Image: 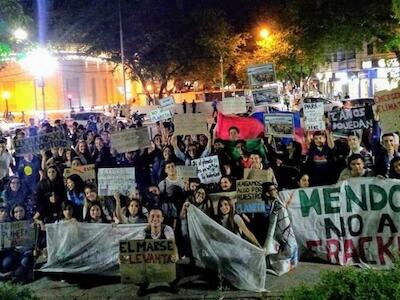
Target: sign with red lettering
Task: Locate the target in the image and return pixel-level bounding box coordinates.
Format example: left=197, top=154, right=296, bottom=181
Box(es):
left=119, top=239, right=176, bottom=284
left=279, top=178, right=400, bottom=269
left=374, top=89, right=400, bottom=134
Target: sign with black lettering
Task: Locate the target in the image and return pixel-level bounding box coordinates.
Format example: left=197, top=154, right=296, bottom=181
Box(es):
left=119, top=239, right=176, bottom=284
left=236, top=180, right=265, bottom=213
left=191, top=155, right=221, bottom=184
left=328, top=107, right=373, bottom=132
left=13, top=131, right=72, bottom=156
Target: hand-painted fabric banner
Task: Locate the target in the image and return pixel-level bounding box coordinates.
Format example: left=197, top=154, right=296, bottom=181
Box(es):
left=40, top=222, right=147, bottom=275
left=216, top=113, right=264, bottom=140
left=279, top=178, right=400, bottom=269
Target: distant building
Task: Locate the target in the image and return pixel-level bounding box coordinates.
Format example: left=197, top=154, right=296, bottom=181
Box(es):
left=316, top=42, right=400, bottom=98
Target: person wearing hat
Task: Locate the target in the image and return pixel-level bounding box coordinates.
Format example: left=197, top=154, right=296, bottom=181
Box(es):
left=0, top=138, right=13, bottom=191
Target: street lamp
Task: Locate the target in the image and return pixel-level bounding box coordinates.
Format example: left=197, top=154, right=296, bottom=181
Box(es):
left=2, top=91, right=10, bottom=117
left=259, top=28, right=269, bottom=40
left=20, top=47, right=58, bottom=119
left=13, top=28, right=28, bottom=41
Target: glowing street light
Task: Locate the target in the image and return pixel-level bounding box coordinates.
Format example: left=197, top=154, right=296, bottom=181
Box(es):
left=14, top=28, right=28, bottom=41
left=259, top=28, right=269, bottom=40
left=20, top=48, right=58, bottom=119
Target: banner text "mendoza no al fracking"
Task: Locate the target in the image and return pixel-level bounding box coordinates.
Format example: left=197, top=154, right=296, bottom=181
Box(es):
left=280, top=178, right=400, bottom=268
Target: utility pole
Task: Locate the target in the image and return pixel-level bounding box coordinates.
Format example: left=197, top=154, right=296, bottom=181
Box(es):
left=220, top=55, right=224, bottom=100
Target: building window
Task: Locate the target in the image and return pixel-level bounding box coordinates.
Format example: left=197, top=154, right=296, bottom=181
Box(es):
left=337, top=50, right=346, bottom=62
left=347, top=50, right=356, bottom=59
left=367, top=43, right=374, bottom=55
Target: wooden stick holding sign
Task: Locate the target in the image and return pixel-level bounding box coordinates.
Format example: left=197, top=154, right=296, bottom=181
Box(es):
left=119, top=239, right=176, bottom=284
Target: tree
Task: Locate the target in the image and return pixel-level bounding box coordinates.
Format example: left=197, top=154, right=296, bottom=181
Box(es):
left=48, top=0, right=237, bottom=101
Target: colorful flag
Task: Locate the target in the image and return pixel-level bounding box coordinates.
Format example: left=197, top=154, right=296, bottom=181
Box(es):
left=216, top=113, right=264, bottom=140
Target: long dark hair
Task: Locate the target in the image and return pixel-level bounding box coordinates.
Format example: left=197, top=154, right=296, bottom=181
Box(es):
left=217, top=196, right=237, bottom=234
left=84, top=201, right=108, bottom=223
left=125, top=198, right=145, bottom=218
left=66, top=174, right=85, bottom=194
left=389, top=157, right=400, bottom=179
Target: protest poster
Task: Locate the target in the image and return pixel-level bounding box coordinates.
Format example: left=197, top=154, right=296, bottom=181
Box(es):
left=235, top=180, right=265, bottom=213
left=110, top=127, right=151, bottom=153
left=159, top=96, right=175, bottom=109
left=251, top=86, right=280, bottom=107
left=40, top=222, right=146, bottom=275
left=328, top=107, right=373, bottom=133
left=191, top=155, right=221, bottom=184
left=63, top=164, right=96, bottom=183
left=13, top=131, right=72, bottom=157
left=221, top=97, right=247, bottom=114
left=264, top=114, right=294, bottom=138
left=174, top=114, right=207, bottom=136
left=247, top=63, right=275, bottom=88
left=149, top=108, right=172, bottom=123
left=374, top=90, right=400, bottom=134
left=279, top=178, right=400, bottom=268
left=303, top=102, right=325, bottom=131
left=187, top=206, right=266, bottom=292
left=243, top=168, right=276, bottom=183
left=97, top=167, right=135, bottom=196
left=0, top=221, right=35, bottom=250
left=176, top=166, right=197, bottom=179
left=208, top=191, right=237, bottom=216
left=119, top=239, right=176, bottom=284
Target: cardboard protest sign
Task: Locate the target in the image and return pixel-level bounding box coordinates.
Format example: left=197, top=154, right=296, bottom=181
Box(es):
left=13, top=131, right=72, bottom=157
left=374, top=90, right=400, bottom=134
left=191, top=155, right=221, bottom=184
left=208, top=191, right=237, bottom=216
left=243, top=168, right=275, bottom=183
left=303, top=102, right=325, bottom=131
left=174, top=114, right=207, bottom=136
left=40, top=222, right=147, bottom=275
left=222, top=97, right=247, bottom=114
left=235, top=180, right=265, bottom=213
left=159, top=96, right=175, bottom=109
left=280, top=178, right=400, bottom=269
left=264, top=114, right=294, bottom=138
left=251, top=86, right=279, bottom=107
left=110, top=127, right=150, bottom=153
left=176, top=166, right=197, bottom=179
left=0, top=221, right=35, bottom=250
left=247, top=63, right=275, bottom=88
left=149, top=108, right=172, bottom=123
left=119, top=239, right=176, bottom=284
left=328, top=107, right=373, bottom=133
left=63, top=164, right=96, bottom=183
left=97, top=167, right=136, bottom=196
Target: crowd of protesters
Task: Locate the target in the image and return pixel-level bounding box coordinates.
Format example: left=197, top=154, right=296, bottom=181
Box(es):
left=0, top=102, right=399, bottom=284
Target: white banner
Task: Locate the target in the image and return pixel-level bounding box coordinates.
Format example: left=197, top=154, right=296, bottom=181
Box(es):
left=97, top=167, right=136, bottom=196
left=279, top=178, right=400, bottom=268
left=40, top=222, right=146, bottom=275
left=159, top=96, right=175, bottom=109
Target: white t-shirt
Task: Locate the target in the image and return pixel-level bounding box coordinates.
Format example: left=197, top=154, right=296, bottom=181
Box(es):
left=136, top=225, right=175, bottom=240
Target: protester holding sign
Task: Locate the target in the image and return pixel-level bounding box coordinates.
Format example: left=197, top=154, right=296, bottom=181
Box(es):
left=114, top=192, right=147, bottom=224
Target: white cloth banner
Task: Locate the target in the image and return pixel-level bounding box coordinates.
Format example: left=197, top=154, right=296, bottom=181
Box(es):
left=40, top=222, right=146, bottom=275
left=187, top=206, right=266, bottom=292
left=279, top=178, right=400, bottom=269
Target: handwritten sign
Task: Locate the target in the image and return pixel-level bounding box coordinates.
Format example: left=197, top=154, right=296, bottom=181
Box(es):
left=243, top=168, right=275, bottom=183
left=374, top=89, right=400, bottom=134
left=247, top=63, right=275, bottom=88
left=97, top=167, right=136, bottom=196
left=264, top=114, right=294, bottom=138
left=111, top=127, right=150, bottom=153
left=221, top=97, right=247, bottom=114
left=191, top=155, right=221, bottom=184
left=0, top=221, right=35, bottom=250
left=303, top=102, right=325, bottom=131
left=328, top=107, right=373, bottom=132
left=13, top=131, right=71, bottom=157
left=63, top=164, right=96, bottom=183
left=119, top=239, right=176, bottom=284
left=159, top=96, right=175, bottom=109
left=251, top=86, right=280, bottom=107
left=235, top=180, right=265, bottom=213
left=149, top=108, right=172, bottom=123
left=174, top=114, right=207, bottom=136
left=176, top=166, right=197, bottom=179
